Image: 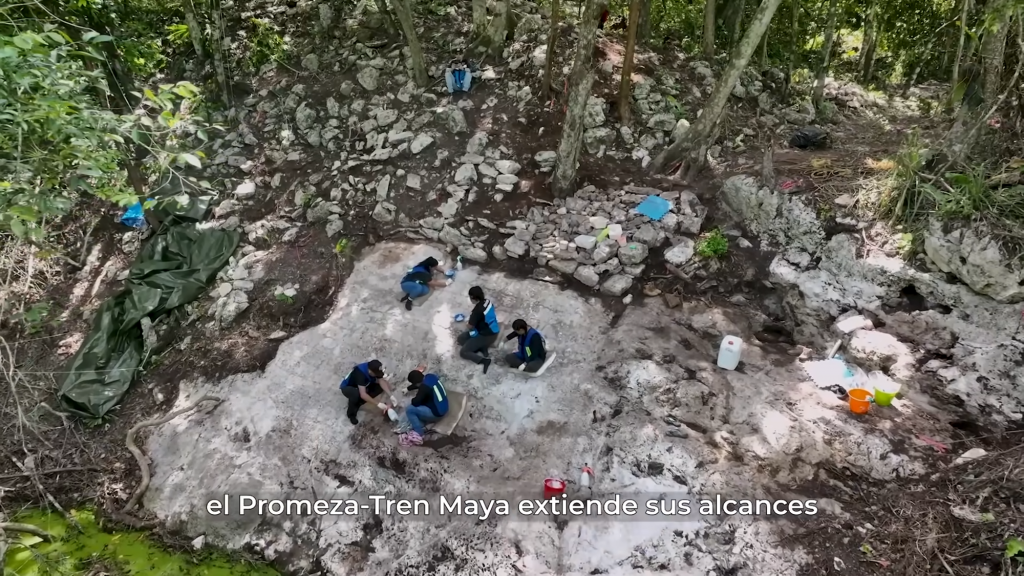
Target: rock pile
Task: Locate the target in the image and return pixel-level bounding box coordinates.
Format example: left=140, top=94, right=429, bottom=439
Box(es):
left=209, top=245, right=266, bottom=326
left=495, top=185, right=707, bottom=296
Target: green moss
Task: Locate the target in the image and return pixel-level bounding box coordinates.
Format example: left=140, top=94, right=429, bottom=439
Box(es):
left=5, top=509, right=278, bottom=576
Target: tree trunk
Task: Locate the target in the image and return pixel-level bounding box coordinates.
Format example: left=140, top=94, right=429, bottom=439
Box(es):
left=619, top=0, right=641, bottom=124
left=759, top=21, right=769, bottom=65
left=483, top=0, right=507, bottom=56
left=901, top=39, right=935, bottom=97
left=391, top=0, right=429, bottom=86
left=811, top=0, right=839, bottom=108
left=649, top=0, right=783, bottom=177
left=979, top=0, right=1011, bottom=101
left=782, top=0, right=797, bottom=101
left=639, top=0, right=652, bottom=43
left=858, top=0, right=877, bottom=82
left=472, top=0, right=488, bottom=38
left=182, top=0, right=206, bottom=61
left=209, top=0, right=231, bottom=105
left=540, top=0, right=561, bottom=98
left=951, top=0, right=970, bottom=87
left=863, top=20, right=882, bottom=83
left=726, top=0, right=746, bottom=51
left=552, top=0, right=604, bottom=197
left=702, top=0, right=716, bottom=59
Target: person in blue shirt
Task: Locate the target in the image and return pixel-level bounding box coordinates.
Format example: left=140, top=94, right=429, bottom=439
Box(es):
left=398, top=365, right=450, bottom=446
left=339, top=360, right=397, bottom=425
left=444, top=60, right=472, bottom=94
left=503, top=319, right=547, bottom=373
left=400, top=257, right=450, bottom=311
left=458, top=286, right=500, bottom=373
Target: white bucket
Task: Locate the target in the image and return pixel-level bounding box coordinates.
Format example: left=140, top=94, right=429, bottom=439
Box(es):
left=717, top=336, right=743, bottom=370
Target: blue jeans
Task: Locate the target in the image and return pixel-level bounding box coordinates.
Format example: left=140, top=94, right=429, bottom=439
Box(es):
left=445, top=69, right=472, bottom=93
left=406, top=405, right=442, bottom=435
left=402, top=281, right=430, bottom=299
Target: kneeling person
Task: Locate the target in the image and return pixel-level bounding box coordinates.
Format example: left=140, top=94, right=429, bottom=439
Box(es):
left=340, top=360, right=397, bottom=425
left=400, top=257, right=450, bottom=311
left=504, top=319, right=547, bottom=373
left=458, top=286, right=500, bottom=373
left=400, top=367, right=449, bottom=446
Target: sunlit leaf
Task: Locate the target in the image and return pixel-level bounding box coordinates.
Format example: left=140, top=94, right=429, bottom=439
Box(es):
left=9, top=206, right=39, bottom=222
left=9, top=218, right=27, bottom=237
left=179, top=153, right=202, bottom=168
left=1007, top=537, right=1024, bottom=558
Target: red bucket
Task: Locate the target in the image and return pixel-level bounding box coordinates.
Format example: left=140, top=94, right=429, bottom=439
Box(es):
left=543, top=478, right=565, bottom=499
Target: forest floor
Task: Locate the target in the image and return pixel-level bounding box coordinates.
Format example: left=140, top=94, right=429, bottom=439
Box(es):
left=2, top=2, right=1020, bottom=576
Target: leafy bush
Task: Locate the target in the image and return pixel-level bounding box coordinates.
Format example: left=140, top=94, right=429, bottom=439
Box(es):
left=696, top=229, right=729, bottom=258
left=245, top=18, right=286, bottom=72
left=0, top=29, right=213, bottom=241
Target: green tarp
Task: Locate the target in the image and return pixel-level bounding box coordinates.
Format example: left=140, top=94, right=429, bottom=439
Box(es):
left=58, top=200, right=239, bottom=419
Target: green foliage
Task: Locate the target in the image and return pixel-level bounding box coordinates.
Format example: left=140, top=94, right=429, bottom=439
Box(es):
left=896, top=232, right=914, bottom=258
left=0, top=28, right=213, bottom=240
left=878, top=134, right=1024, bottom=233
left=10, top=301, right=57, bottom=334
left=245, top=18, right=287, bottom=72
left=664, top=94, right=687, bottom=119
left=816, top=100, right=838, bottom=123
left=5, top=508, right=280, bottom=575
left=1007, top=537, right=1024, bottom=559
left=117, top=36, right=167, bottom=78
left=166, top=23, right=191, bottom=46
left=275, top=292, right=294, bottom=304
left=695, top=229, right=729, bottom=258
left=877, top=133, right=937, bottom=225
left=334, top=237, right=351, bottom=254
left=940, top=168, right=1024, bottom=224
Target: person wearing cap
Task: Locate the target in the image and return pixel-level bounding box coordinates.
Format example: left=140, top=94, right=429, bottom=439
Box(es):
left=400, top=257, right=451, bottom=311
left=339, top=360, right=397, bottom=425
left=397, top=364, right=449, bottom=446
left=503, top=319, right=547, bottom=373
left=458, top=286, right=500, bottom=373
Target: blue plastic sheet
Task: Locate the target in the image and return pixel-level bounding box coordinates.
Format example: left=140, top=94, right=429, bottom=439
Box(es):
left=118, top=199, right=153, bottom=229
left=635, top=195, right=672, bottom=221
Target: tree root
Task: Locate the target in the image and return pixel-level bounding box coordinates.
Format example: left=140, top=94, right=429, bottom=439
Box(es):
left=0, top=522, right=54, bottom=566
left=121, top=395, right=222, bottom=515
left=0, top=522, right=53, bottom=541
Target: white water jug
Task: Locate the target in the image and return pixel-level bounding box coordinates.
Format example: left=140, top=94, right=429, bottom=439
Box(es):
left=717, top=336, right=743, bottom=370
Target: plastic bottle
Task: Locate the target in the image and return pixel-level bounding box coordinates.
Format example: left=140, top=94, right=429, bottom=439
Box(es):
left=580, top=465, right=594, bottom=488
left=717, top=336, right=743, bottom=370
left=456, top=256, right=464, bottom=271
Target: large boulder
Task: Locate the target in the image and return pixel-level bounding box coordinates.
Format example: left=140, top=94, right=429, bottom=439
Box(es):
left=923, top=220, right=1024, bottom=303
left=664, top=239, right=695, bottom=267
left=440, top=106, right=468, bottom=133
left=583, top=97, right=606, bottom=129
left=720, top=175, right=824, bottom=254
left=600, top=274, right=633, bottom=296
left=583, top=127, right=616, bottom=154
left=356, top=66, right=379, bottom=91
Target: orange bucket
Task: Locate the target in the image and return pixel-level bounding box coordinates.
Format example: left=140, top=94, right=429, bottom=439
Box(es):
left=543, top=478, right=565, bottom=499
left=848, top=388, right=873, bottom=414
